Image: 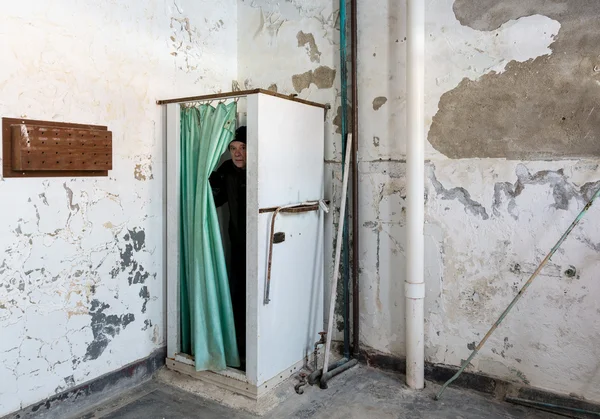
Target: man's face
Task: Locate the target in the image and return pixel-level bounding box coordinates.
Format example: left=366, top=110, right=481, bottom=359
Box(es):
left=230, top=141, right=247, bottom=169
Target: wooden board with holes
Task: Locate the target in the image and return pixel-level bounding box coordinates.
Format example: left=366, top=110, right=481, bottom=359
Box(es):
left=2, top=117, right=111, bottom=178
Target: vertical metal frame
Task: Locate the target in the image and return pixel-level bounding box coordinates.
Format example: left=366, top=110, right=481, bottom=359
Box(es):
left=166, top=103, right=181, bottom=359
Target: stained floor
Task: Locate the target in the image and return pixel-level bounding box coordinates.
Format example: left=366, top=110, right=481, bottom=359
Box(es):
left=82, top=365, right=560, bottom=419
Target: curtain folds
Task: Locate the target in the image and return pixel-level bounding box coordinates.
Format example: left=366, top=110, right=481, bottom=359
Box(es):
left=179, top=102, right=240, bottom=371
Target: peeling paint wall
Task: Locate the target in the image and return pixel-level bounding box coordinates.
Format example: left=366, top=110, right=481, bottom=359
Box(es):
left=3, top=0, right=598, bottom=412
left=236, top=0, right=342, bottom=335
left=430, top=1, right=600, bottom=159
left=423, top=0, right=600, bottom=402
left=0, top=0, right=237, bottom=416
left=237, top=0, right=600, bottom=403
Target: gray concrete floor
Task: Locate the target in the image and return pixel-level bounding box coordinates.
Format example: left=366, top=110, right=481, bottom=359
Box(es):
left=83, top=365, right=560, bottom=419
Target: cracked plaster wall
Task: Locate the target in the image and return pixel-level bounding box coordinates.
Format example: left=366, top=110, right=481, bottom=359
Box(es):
left=237, top=0, right=600, bottom=402
left=236, top=0, right=342, bottom=338
left=0, top=0, right=237, bottom=416
left=3, top=0, right=597, bottom=412
left=423, top=0, right=600, bottom=402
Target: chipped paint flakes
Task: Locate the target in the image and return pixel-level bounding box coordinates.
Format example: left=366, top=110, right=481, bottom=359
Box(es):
left=84, top=299, right=135, bottom=361
left=134, top=159, right=154, bottom=181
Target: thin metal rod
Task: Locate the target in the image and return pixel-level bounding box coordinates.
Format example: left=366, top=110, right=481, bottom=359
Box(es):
left=435, top=187, right=600, bottom=400
left=259, top=202, right=324, bottom=214
left=350, top=0, right=360, bottom=359
left=264, top=201, right=320, bottom=304
left=506, top=397, right=600, bottom=417
left=156, top=88, right=329, bottom=109
left=322, top=135, right=353, bottom=377
left=264, top=206, right=284, bottom=305
left=159, top=91, right=251, bottom=105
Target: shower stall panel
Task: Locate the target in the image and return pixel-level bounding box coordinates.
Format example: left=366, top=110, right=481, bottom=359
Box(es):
left=246, top=93, right=325, bottom=387
left=165, top=91, right=326, bottom=395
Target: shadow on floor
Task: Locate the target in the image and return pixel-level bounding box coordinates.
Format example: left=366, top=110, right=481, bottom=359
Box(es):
left=83, top=365, right=562, bottom=419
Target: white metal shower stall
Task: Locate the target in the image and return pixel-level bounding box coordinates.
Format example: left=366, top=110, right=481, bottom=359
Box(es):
left=162, top=90, right=327, bottom=398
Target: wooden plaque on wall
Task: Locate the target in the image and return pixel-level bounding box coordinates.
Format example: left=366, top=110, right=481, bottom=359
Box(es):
left=2, top=117, right=112, bottom=178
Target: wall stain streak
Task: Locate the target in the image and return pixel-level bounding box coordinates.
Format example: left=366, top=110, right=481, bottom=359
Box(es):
left=333, top=105, right=352, bottom=134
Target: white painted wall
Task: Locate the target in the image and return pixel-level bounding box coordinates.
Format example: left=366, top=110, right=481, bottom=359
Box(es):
left=1, top=0, right=598, bottom=413
left=237, top=0, right=600, bottom=403
left=0, top=0, right=237, bottom=416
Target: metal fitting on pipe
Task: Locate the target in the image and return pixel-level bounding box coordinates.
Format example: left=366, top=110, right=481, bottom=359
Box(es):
left=307, top=358, right=348, bottom=386
left=319, top=358, right=358, bottom=389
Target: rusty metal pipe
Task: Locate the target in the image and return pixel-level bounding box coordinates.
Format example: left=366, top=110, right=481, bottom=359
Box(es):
left=320, top=358, right=359, bottom=389
left=350, top=0, right=360, bottom=359
left=307, top=358, right=347, bottom=385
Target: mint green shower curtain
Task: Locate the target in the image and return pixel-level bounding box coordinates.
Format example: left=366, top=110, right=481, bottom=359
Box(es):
left=180, top=102, right=240, bottom=370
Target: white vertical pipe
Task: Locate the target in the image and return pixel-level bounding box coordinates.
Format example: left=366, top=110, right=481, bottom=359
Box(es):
left=405, top=0, right=425, bottom=389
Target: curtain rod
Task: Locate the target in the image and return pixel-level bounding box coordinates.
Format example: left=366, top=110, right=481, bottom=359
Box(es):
left=156, top=89, right=330, bottom=109
left=157, top=91, right=251, bottom=105
left=180, top=97, right=240, bottom=108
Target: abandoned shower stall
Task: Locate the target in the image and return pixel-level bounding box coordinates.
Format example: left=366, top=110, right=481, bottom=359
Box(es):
left=161, top=90, right=328, bottom=398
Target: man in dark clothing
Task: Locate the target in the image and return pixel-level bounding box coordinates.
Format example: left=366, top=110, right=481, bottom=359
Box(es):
left=209, top=126, right=247, bottom=366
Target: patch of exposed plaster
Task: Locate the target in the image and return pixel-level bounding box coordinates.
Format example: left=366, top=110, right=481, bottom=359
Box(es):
left=297, top=31, right=321, bottom=63
left=372, top=97, right=387, bottom=111
left=134, top=156, right=154, bottom=181
left=292, top=66, right=336, bottom=93
left=429, top=1, right=600, bottom=159
left=425, top=0, right=560, bottom=158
